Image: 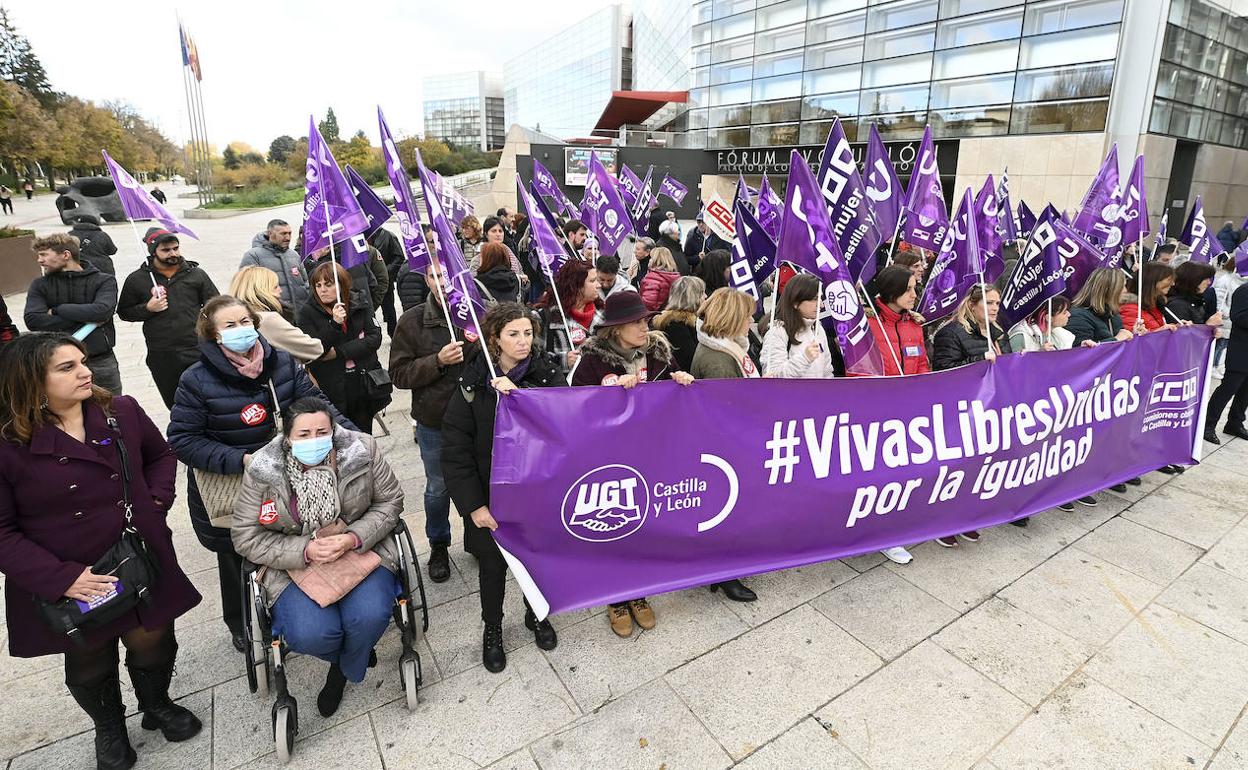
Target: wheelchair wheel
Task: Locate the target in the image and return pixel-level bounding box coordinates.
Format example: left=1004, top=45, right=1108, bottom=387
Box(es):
left=395, top=524, right=429, bottom=634
left=273, top=699, right=297, bottom=763
left=401, top=656, right=419, bottom=711
left=248, top=583, right=270, bottom=697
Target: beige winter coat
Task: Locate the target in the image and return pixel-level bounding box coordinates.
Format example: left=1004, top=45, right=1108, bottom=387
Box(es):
left=258, top=310, right=324, bottom=363
left=231, top=426, right=403, bottom=606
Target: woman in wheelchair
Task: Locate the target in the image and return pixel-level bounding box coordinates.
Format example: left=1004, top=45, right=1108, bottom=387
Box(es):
left=232, top=396, right=403, bottom=718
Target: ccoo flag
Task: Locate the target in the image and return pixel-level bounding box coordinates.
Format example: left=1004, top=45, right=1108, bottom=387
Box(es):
left=901, top=126, right=949, bottom=253
left=998, top=216, right=1068, bottom=329
left=1072, top=144, right=1123, bottom=252
left=730, top=198, right=777, bottom=315
left=756, top=173, right=783, bottom=241
left=776, top=149, right=881, bottom=375
left=864, top=122, right=904, bottom=240
left=377, top=107, right=432, bottom=272
left=817, top=118, right=883, bottom=285
left=102, top=150, right=198, bottom=239
left=658, top=174, right=688, bottom=206
left=415, top=149, right=488, bottom=341
left=345, top=165, right=393, bottom=240
left=1180, top=196, right=1220, bottom=263
left=1017, top=200, right=1038, bottom=238
left=582, top=151, right=635, bottom=255
left=302, top=116, right=369, bottom=257
left=1052, top=215, right=1107, bottom=300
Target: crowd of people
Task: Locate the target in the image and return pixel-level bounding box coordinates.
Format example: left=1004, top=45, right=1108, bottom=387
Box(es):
left=0, top=197, right=1243, bottom=770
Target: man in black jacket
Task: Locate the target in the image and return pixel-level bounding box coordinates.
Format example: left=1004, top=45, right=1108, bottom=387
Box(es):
left=388, top=260, right=470, bottom=583
left=117, top=227, right=220, bottom=408
left=1205, top=281, right=1248, bottom=443
left=24, top=233, right=123, bottom=394
left=67, top=215, right=118, bottom=276
left=683, top=213, right=730, bottom=272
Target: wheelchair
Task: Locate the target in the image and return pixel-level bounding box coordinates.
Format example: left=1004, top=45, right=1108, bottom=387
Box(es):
left=240, top=519, right=429, bottom=763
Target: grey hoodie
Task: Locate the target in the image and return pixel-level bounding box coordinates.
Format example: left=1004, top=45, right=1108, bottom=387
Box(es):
left=240, top=233, right=310, bottom=313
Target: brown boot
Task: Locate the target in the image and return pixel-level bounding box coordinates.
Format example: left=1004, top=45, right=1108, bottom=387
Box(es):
left=607, top=603, right=634, bottom=638
left=628, top=598, right=656, bottom=630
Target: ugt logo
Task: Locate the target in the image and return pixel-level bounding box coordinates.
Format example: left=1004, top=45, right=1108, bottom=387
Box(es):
left=561, top=464, right=650, bottom=543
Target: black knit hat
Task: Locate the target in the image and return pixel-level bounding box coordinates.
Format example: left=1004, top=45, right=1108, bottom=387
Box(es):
left=143, top=226, right=178, bottom=256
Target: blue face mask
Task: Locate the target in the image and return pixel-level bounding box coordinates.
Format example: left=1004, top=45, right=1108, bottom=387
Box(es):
left=219, top=325, right=259, bottom=353
left=290, top=434, right=333, bottom=466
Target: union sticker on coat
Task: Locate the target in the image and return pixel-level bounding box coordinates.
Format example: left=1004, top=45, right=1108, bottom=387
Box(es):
left=258, top=499, right=279, bottom=525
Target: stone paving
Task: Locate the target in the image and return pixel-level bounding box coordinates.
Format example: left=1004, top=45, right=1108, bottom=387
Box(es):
left=2, top=186, right=1248, bottom=769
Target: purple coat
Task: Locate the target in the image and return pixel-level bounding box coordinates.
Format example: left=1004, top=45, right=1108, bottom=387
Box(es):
left=0, top=396, right=201, bottom=657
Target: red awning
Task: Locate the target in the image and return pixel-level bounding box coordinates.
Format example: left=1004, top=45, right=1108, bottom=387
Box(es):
left=593, top=91, right=688, bottom=133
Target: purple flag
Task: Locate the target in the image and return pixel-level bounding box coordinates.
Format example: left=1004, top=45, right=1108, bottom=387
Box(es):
left=582, top=151, right=634, bottom=255
left=1118, top=154, right=1150, bottom=249
left=101, top=150, right=197, bottom=239
left=730, top=199, right=777, bottom=315
left=490, top=329, right=1211, bottom=618
left=630, top=166, right=655, bottom=235
left=517, top=178, right=566, bottom=273
left=415, top=150, right=488, bottom=341
left=997, top=170, right=1018, bottom=241
left=532, top=159, right=565, bottom=210
left=864, top=123, right=903, bottom=240
left=817, top=118, right=884, bottom=285
left=974, top=176, right=1006, bottom=283
left=998, top=216, right=1068, bottom=328
left=658, top=174, right=688, bottom=206
left=1017, top=200, right=1037, bottom=237
left=530, top=180, right=574, bottom=262
left=1180, top=196, right=1219, bottom=263
left=756, top=173, right=783, bottom=242
left=617, top=165, right=643, bottom=208
left=1235, top=240, right=1248, bottom=277
left=776, top=149, right=881, bottom=375
left=901, top=126, right=949, bottom=253
left=734, top=173, right=755, bottom=212
left=302, top=117, right=369, bottom=257
left=426, top=170, right=475, bottom=227
left=1052, top=216, right=1107, bottom=299
left=345, top=166, right=392, bottom=240
left=377, top=107, right=432, bottom=272
left=1155, top=211, right=1169, bottom=251
left=1072, top=144, right=1123, bottom=251
left=918, top=190, right=979, bottom=323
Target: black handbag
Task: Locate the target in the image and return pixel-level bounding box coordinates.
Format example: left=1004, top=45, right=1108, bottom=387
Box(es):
left=35, top=416, right=160, bottom=646
left=363, top=366, right=393, bottom=407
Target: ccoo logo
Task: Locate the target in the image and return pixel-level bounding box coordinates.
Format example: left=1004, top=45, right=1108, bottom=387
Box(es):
left=561, top=464, right=650, bottom=543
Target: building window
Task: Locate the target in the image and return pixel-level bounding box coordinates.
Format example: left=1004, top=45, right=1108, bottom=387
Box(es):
left=708, top=126, right=753, bottom=146
left=804, top=64, right=863, bottom=94
left=753, top=98, right=803, bottom=123
left=861, top=53, right=932, bottom=88
left=1017, top=24, right=1119, bottom=70
left=751, top=122, right=802, bottom=145
left=711, top=59, right=754, bottom=85
left=711, top=34, right=755, bottom=63
left=755, top=22, right=806, bottom=53
left=807, top=10, right=867, bottom=44
left=802, top=91, right=859, bottom=119
left=860, top=111, right=927, bottom=139
left=713, top=0, right=756, bottom=18
left=930, top=72, right=1016, bottom=108
left=805, top=39, right=865, bottom=69
left=757, top=0, right=808, bottom=28
left=754, top=49, right=806, bottom=77
left=1010, top=97, right=1108, bottom=133
left=809, top=0, right=867, bottom=16
left=710, top=80, right=753, bottom=105
left=935, top=7, right=1022, bottom=48
left=1014, top=62, right=1113, bottom=103
left=754, top=72, right=804, bottom=100
left=1022, top=0, right=1123, bottom=36
left=938, top=0, right=1021, bottom=19
left=863, top=24, right=936, bottom=60
left=710, top=104, right=753, bottom=127
left=932, top=39, right=1019, bottom=78
left=713, top=10, right=756, bottom=39
left=865, top=0, right=938, bottom=33
left=859, top=83, right=930, bottom=114
left=928, top=104, right=1011, bottom=135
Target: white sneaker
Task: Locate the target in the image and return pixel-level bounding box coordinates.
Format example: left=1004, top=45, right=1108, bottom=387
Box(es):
left=881, top=546, right=913, bottom=564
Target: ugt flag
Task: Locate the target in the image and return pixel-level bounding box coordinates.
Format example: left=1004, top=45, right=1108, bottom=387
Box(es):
left=901, top=126, right=949, bottom=253
left=101, top=150, right=198, bottom=240
left=581, top=151, right=634, bottom=255
left=345, top=165, right=392, bottom=239
left=378, top=107, right=432, bottom=272
left=616, top=165, right=643, bottom=208
left=532, top=159, right=564, bottom=207
left=415, top=149, right=488, bottom=341
left=730, top=198, right=777, bottom=315
left=630, top=166, right=655, bottom=235
left=776, top=149, right=881, bottom=375
left=1180, top=195, right=1219, bottom=263
left=658, top=174, right=688, bottom=206
left=1072, top=144, right=1123, bottom=252
left=864, top=122, right=903, bottom=240
left=756, top=173, right=783, bottom=242
left=302, top=116, right=369, bottom=257
left=427, top=169, right=475, bottom=227
left=517, top=178, right=567, bottom=273
left=817, top=118, right=883, bottom=285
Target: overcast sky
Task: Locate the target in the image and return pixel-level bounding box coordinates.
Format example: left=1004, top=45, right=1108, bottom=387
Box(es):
left=11, top=0, right=618, bottom=151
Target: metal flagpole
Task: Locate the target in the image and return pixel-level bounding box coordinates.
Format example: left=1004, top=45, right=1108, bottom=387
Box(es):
left=321, top=195, right=342, bottom=304
left=979, top=273, right=993, bottom=354
left=458, top=271, right=498, bottom=381
left=1136, top=231, right=1145, bottom=330
left=1046, top=297, right=1053, bottom=348
left=541, top=259, right=578, bottom=384
left=178, top=60, right=202, bottom=207
left=192, top=74, right=214, bottom=203
left=885, top=211, right=904, bottom=266
left=859, top=281, right=903, bottom=375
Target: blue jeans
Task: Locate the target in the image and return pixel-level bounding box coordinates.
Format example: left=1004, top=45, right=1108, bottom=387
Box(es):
left=1216, top=338, right=1229, bottom=367
left=415, top=423, right=452, bottom=546
left=271, top=566, right=398, bottom=682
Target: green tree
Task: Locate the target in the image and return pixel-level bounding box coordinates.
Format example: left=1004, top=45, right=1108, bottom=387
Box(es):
left=240, top=151, right=265, bottom=166
left=0, top=8, right=55, bottom=107
left=222, top=145, right=240, bottom=170
left=267, top=135, right=295, bottom=164
left=318, top=107, right=340, bottom=143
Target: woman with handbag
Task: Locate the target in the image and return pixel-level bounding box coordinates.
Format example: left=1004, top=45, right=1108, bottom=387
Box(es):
left=0, top=333, right=203, bottom=770
left=232, top=396, right=402, bottom=718
left=167, top=295, right=350, bottom=655
left=297, top=262, right=388, bottom=435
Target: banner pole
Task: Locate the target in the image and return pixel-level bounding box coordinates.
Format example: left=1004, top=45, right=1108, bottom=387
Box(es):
left=541, top=259, right=578, bottom=384
left=426, top=259, right=460, bottom=343
left=126, top=218, right=156, bottom=287
left=321, top=195, right=341, bottom=305
left=458, top=271, right=498, bottom=381
left=858, top=281, right=903, bottom=375
left=885, top=212, right=904, bottom=267
left=1046, top=297, right=1053, bottom=349
left=1137, top=231, right=1144, bottom=330
left=979, top=272, right=993, bottom=354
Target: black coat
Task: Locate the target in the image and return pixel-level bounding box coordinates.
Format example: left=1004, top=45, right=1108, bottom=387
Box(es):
left=68, top=222, right=117, bottom=275
left=1166, top=291, right=1211, bottom=325
left=476, top=265, right=520, bottom=304
left=1067, top=306, right=1124, bottom=346
left=683, top=228, right=730, bottom=270
left=389, top=300, right=477, bottom=429
left=1227, top=283, right=1248, bottom=373
left=932, top=320, right=1013, bottom=370
left=116, top=259, right=219, bottom=353
left=395, top=263, right=431, bottom=313
left=442, top=352, right=562, bottom=518
left=369, top=227, right=406, bottom=279
left=0, top=295, right=18, bottom=346
left=656, top=235, right=691, bottom=274
left=166, top=339, right=351, bottom=550
left=654, top=313, right=698, bottom=373
left=296, top=300, right=383, bottom=416
left=22, top=264, right=118, bottom=357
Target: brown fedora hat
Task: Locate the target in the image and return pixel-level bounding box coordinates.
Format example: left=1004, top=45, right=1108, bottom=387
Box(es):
left=598, top=291, right=656, bottom=327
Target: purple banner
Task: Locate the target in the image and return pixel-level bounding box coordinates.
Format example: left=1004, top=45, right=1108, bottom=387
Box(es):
left=901, top=126, right=949, bottom=253
left=658, top=174, right=688, bottom=206
left=582, top=151, right=634, bottom=255
left=817, top=118, right=883, bottom=285
left=345, top=165, right=393, bottom=239
left=756, top=173, right=783, bottom=241
left=101, top=150, right=198, bottom=239
left=999, top=217, right=1068, bottom=328
left=517, top=178, right=566, bottom=273
left=302, top=117, right=370, bottom=257
left=378, top=108, right=432, bottom=272
left=492, top=328, right=1213, bottom=618
left=1180, top=196, right=1220, bottom=263
left=416, top=150, right=487, bottom=341
left=864, top=123, right=903, bottom=240
left=730, top=199, right=777, bottom=315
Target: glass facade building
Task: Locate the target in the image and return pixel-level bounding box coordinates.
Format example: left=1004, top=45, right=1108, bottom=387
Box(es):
left=503, top=5, right=632, bottom=139
left=422, top=71, right=505, bottom=151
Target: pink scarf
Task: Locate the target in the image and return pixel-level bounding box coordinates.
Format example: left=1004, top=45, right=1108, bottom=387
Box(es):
left=221, top=341, right=265, bottom=379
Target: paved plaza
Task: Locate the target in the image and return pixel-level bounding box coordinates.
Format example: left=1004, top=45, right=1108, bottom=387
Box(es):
left=2, top=189, right=1247, bottom=768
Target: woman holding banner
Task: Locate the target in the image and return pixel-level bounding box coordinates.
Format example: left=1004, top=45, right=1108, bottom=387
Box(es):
left=1067, top=268, right=1134, bottom=346
left=536, top=260, right=601, bottom=378
left=1121, top=262, right=1179, bottom=334
left=442, top=303, right=561, bottom=673
left=1166, top=261, right=1222, bottom=330
left=653, top=276, right=705, bottom=373
left=572, top=292, right=695, bottom=636
left=690, top=288, right=760, bottom=602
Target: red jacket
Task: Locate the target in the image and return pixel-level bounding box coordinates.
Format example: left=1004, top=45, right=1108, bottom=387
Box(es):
left=868, top=299, right=931, bottom=376
left=639, top=269, right=680, bottom=311
left=1120, top=302, right=1165, bottom=332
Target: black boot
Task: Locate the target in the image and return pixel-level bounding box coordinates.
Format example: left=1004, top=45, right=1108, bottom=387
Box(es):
left=1225, top=423, right=1248, bottom=440
left=1205, top=427, right=1222, bottom=445
left=428, top=544, right=451, bottom=583
left=317, top=663, right=347, bottom=718
left=1010, top=517, right=1030, bottom=528
left=127, top=656, right=202, bottom=743
left=524, top=607, right=558, bottom=651
left=709, top=579, right=757, bottom=602
left=67, top=673, right=137, bottom=770
left=482, top=623, right=506, bottom=673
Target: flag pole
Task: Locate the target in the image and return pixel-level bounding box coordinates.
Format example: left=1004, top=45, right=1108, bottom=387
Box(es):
left=321, top=195, right=341, bottom=305
left=126, top=218, right=157, bottom=287
left=979, top=272, right=993, bottom=354
left=1045, top=297, right=1053, bottom=348
left=191, top=67, right=213, bottom=203
left=177, top=52, right=201, bottom=207
left=885, top=212, right=904, bottom=267
left=540, top=259, right=578, bottom=384
left=458, top=271, right=498, bottom=381
left=1136, top=231, right=1144, bottom=326
left=859, top=281, right=903, bottom=375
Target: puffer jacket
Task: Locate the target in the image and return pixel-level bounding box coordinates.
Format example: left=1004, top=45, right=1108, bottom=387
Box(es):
left=571, top=331, right=676, bottom=386
left=296, top=299, right=383, bottom=410
left=476, top=264, right=521, bottom=304
left=759, top=320, right=836, bottom=378
left=117, top=259, right=219, bottom=352
left=1067, top=306, right=1124, bottom=345
left=68, top=221, right=117, bottom=276
left=240, top=234, right=311, bottom=313
left=932, top=319, right=1013, bottom=370
left=22, top=263, right=117, bottom=356
left=395, top=263, right=431, bottom=313
left=639, top=269, right=679, bottom=311
left=231, top=426, right=402, bottom=607
left=167, top=338, right=353, bottom=551
left=867, top=300, right=931, bottom=375
left=303, top=248, right=385, bottom=314
left=1166, top=291, right=1212, bottom=325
